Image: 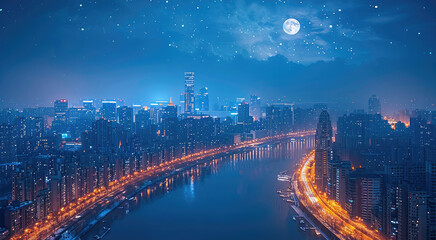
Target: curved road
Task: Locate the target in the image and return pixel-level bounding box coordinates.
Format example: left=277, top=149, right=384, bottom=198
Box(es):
left=294, top=151, right=385, bottom=240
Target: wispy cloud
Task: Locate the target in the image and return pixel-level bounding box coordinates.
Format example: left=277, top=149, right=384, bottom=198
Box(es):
left=64, top=0, right=413, bottom=64
left=167, top=0, right=383, bottom=64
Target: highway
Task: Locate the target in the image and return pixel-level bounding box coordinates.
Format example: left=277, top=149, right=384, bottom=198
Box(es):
left=10, top=131, right=315, bottom=240
left=294, top=151, right=385, bottom=240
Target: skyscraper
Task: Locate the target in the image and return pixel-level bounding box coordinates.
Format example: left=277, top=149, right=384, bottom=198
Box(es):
left=135, top=108, right=151, bottom=130
left=162, top=98, right=178, bottom=119
left=315, top=110, right=333, bottom=191
left=81, top=118, right=115, bottom=152
left=54, top=99, right=68, bottom=123
left=0, top=124, right=17, bottom=163
left=407, top=191, right=428, bottom=240
left=195, top=87, right=209, bottom=112
left=101, top=101, right=117, bottom=121
left=162, top=99, right=178, bottom=141
left=265, top=105, right=294, bottom=133
left=118, top=106, right=134, bottom=132
left=184, top=72, right=195, bottom=114
left=82, top=100, right=96, bottom=120
left=368, top=94, right=381, bottom=115
left=249, top=94, right=262, bottom=120
left=237, top=102, right=250, bottom=125
left=52, top=99, right=68, bottom=133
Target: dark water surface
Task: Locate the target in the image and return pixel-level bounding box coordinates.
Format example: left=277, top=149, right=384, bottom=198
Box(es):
left=82, top=137, right=318, bottom=240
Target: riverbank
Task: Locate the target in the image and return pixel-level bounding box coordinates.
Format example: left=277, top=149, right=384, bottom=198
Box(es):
left=73, top=148, right=249, bottom=239
left=81, top=136, right=316, bottom=240
left=293, top=152, right=385, bottom=240
left=51, top=132, right=313, bottom=239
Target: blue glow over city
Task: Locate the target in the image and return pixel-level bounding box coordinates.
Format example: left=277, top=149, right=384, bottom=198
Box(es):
left=0, top=1, right=435, bottom=240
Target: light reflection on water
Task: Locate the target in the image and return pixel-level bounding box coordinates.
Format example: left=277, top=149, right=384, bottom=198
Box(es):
left=82, top=136, right=319, bottom=240
left=184, top=176, right=195, bottom=202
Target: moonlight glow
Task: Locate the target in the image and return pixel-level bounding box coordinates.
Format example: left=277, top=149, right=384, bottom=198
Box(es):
left=283, top=18, right=300, bottom=35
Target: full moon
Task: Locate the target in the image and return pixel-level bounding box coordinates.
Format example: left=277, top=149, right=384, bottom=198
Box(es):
left=283, top=18, right=300, bottom=35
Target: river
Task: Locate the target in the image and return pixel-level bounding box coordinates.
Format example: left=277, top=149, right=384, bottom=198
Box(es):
left=81, top=136, right=319, bottom=240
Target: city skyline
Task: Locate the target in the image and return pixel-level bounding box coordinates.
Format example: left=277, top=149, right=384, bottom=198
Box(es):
left=0, top=79, right=430, bottom=116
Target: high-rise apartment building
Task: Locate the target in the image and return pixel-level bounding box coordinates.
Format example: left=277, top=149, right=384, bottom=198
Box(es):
left=52, top=99, right=68, bottom=133
left=315, top=110, right=332, bottom=191
left=237, top=102, right=250, bottom=125
left=118, top=106, right=134, bottom=132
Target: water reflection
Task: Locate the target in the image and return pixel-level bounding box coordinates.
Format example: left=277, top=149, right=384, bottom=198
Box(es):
left=81, top=136, right=315, bottom=240
left=184, top=176, right=195, bottom=202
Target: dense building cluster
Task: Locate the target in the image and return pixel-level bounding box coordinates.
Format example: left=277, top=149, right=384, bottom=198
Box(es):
left=314, top=95, right=436, bottom=240
left=0, top=73, right=323, bottom=239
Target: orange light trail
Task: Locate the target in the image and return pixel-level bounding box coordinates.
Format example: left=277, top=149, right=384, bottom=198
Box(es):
left=294, top=151, right=386, bottom=240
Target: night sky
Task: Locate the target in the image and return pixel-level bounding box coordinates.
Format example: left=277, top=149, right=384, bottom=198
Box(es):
left=0, top=0, right=435, bottom=110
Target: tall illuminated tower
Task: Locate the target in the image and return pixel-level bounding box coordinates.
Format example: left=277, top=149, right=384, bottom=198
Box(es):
left=314, top=110, right=333, bottom=192
left=184, top=72, right=195, bottom=114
